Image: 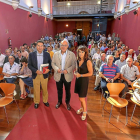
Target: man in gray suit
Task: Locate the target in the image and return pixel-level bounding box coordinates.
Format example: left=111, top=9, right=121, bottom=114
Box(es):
left=52, top=39, right=76, bottom=110
left=94, top=53, right=107, bottom=91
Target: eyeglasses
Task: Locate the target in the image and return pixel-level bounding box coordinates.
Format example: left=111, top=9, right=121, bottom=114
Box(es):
left=8, top=58, right=13, bottom=60
left=61, top=45, right=68, bottom=47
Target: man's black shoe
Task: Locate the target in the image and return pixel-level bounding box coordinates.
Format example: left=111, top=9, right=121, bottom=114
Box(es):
left=66, top=104, right=71, bottom=110
left=55, top=102, right=62, bottom=109
left=34, top=104, right=39, bottom=109
left=44, top=102, right=49, bottom=107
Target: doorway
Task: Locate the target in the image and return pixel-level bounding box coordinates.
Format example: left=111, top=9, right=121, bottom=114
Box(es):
left=77, top=29, right=82, bottom=40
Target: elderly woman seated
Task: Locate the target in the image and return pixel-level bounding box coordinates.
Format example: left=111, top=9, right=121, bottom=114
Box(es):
left=19, top=57, right=33, bottom=99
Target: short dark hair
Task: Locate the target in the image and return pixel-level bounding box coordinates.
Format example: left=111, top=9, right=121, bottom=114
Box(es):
left=17, top=50, right=21, bottom=53
left=9, top=55, right=15, bottom=59
left=37, top=40, right=44, bottom=45
left=23, top=43, right=27, bottom=46
left=20, top=57, right=28, bottom=63
left=32, top=43, right=37, bottom=46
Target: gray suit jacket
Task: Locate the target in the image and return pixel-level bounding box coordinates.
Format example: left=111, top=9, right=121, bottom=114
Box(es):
left=52, top=50, right=76, bottom=82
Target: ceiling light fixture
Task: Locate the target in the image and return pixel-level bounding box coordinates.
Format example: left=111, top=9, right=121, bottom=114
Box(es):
left=67, top=3, right=70, bottom=6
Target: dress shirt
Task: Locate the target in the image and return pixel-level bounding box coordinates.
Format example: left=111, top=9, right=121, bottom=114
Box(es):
left=121, top=64, right=139, bottom=81
left=61, top=50, right=67, bottom=71
left=0, top=54, right=5, bottom=67
left=3, top=62, right=19, bottom=78
left=37, top=51, right=43, bottom=70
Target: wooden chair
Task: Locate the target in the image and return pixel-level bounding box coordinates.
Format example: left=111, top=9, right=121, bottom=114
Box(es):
left=0, top=83, right=20, bottom=123
left=134, top=62, right=139, bottom=66
left=0, top=67, right=4, bottom=81
left=103, top=83, right=128, bottom=125
left=130, top=97, right=140, bottom=125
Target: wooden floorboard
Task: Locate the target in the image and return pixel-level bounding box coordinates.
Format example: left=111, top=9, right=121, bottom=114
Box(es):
left=0, top=75, right=140, bottom=140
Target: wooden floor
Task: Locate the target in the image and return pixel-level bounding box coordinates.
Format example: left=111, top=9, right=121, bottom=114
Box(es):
left=0, top=76, right=140, bottom=140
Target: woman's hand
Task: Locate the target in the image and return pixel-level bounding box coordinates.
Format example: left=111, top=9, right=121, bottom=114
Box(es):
left=75, top=73, right=81, bottom=78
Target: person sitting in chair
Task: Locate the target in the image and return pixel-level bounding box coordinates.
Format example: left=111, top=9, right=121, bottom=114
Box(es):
left=2, top=55, right=19, bottom=83
left=19, top=57, right=33, bottom=99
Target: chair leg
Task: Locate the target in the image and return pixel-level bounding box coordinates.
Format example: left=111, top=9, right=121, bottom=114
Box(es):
left=13, top=96, right=20, bottom=112
left=100, top=89, right=103, bottom=103
left=102, top=100, right=107, bottom=116
left=109, top=105, right=113, bottom=123
left=126, top=106, right=128, bottom=125
left=3, top=106, right=9, bottom=124
left=131, top=104, right=137, bottom=122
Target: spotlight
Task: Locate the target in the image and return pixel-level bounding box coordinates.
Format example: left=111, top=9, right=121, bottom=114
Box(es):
left=133, top=1, right=138, bottom=4
left=134, top=10, right=138, bottom=15
left=118, top=17, right=120, bottom=20
left=29, top=12, right=32, bottom=17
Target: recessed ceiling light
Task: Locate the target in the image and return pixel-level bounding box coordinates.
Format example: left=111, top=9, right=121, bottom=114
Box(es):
left=67, top=3, right=70, bottom=6
left=97, top=1, right=100, bottom=4
left=66, top=24, right=68, bottom=27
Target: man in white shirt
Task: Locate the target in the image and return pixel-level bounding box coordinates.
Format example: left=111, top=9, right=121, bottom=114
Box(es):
left=0, top=49, right=5, bottom=67
left=120, top=57, right=140, bottom=97
left=2, top=55, right=19, bottom=83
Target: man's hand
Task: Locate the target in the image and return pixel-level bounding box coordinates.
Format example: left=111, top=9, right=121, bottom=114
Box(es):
left=111, top=78, right=114, bottom=83
left=36, top=70, right=43, bottom=75
left=6, top=73, right=10, bottom=77
left=43, top=69, right=50, bottom=74
left=57, top=69, right=62, bottom=73
left=127, top=80, right=132, bottom=85
left=106, top=78, right=110, bottom=83
left=63, top=70, right=68, bottom=74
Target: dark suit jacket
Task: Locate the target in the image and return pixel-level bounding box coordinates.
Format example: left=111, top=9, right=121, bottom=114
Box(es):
left=28, top=51, right=52, bottom=79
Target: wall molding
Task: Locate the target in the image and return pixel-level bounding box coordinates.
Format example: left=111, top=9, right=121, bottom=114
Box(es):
left=116, top=3, right=140, bottom=18
left=0, top=0, right=51, bottom=18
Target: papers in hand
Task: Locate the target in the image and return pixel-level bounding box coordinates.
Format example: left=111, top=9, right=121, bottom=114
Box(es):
left=40, top=63, right=49, bottom=74
left=18, top=75, right=28, bottom=78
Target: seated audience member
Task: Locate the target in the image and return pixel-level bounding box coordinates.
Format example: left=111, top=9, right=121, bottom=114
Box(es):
left=117, top=44, right=121, bottom=49
left=53, top=44, right=60, bottom=53
left=114, top=34, right=120, bottom=42
left=41, top=36, right=44, bottom=41
left=32, top=43, right=37, bottom=52
left=92, top=48, right=101, bottom=63
left=106, top=45, right=115, bottom=55
left=44, top=34, right=49, bottom=41
left=21, top=46, right=29, bottom=58
left=122, top=45, right=126, bottom=54
left=29, top=48, right=33, bottom=53
left=99, top=34, right=106, bottom=43
left=100, top=43, right=107, bottom=52
left=47, top=46, right=54, bottom=59
left=17, top=50, right=25, bottom=68
left=43, top=45, right=47, bottom=52
left=0, top=49, right=5, bottom=67
left=125, top=49, right=137, bottom=62
left=113, top=50, right=120, bottom=63
left=94, top=53, right=107, bottom=91
left=8, top=47, right=14, bottom=55
left=136, top=46, right=140, bottom=56
left=19, top=57, right=33, bottom=99
left=13, top=48, right=18, bottom=58
left=125, top=46, right=129, bottom=52
left=99, top=55, right=120, bottom=97
left=2, top=55, right=19, bottom=83
left=3, top=49, right=11, bottom=64
left=90, top=45, right=98, bottom=57
left=23, top=43, right=28, bottom=51
left=120, top=57, right=140, bottom=97
left=118, top=48, right=123, bottom=55
left=115, top=53, right=126, bottom=70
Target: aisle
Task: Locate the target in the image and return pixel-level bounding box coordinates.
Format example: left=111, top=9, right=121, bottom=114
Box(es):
left=6, top=77, right=87, bottom=140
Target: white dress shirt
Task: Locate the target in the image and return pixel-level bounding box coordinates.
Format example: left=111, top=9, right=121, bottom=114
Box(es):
left=0, top=54, right=5, bottom=67
left=61, top=50, right=67, bottom=71
left=3, top=62, right=19, bottom=78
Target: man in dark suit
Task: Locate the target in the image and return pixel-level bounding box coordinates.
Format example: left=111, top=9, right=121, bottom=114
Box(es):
left=28, top=40, right=51, bottom=109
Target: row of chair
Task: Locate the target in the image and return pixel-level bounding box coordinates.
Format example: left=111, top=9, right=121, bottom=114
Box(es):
left=102, top=83, right=140, bottom=126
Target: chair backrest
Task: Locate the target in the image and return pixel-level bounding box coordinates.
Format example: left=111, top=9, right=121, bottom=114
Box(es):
left=136, top=66, right=140, bottom=73
left=0, top=83, right=16, bottom=96
left=134, top=62, right=139, bottom=66
left=107, top=83, right=125, bottom=96
left=0, top=67, right=3, bottom=74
